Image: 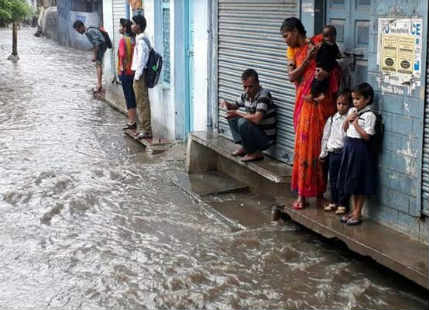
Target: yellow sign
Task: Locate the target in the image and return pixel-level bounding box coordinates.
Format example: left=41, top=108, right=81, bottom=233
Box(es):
left=381, top=35, right=416, bottom=74
left=378, top=18, right=423, bottom=88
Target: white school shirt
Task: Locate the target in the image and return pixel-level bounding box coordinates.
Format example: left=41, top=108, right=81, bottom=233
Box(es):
left=131, top=33, right=150, bottom=80
left=320, top=112, right=348, bottom=159
left=346, top=106, right=376, bottom=139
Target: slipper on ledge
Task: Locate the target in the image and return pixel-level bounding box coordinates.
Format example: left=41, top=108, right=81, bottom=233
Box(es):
left=346, top=218, right=362, bottom=226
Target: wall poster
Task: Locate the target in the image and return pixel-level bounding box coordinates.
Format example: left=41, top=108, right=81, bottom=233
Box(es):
left=377, top=18, right=423, bottom=89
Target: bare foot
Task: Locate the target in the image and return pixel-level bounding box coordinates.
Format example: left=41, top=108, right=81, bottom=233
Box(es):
left=232, top=147, right=246, bottom=157
left=241, top=152, right=264, bottom=162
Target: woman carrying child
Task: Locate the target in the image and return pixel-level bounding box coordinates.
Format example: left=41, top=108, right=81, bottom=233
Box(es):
left=337, top=83, right=377, bottom=225
left=280, top=18, right=342, bottom=209
left=319, top=90, right=351, bottom=215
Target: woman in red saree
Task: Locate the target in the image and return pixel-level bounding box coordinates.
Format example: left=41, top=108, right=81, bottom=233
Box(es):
left=281, top=18, right=341, bottom=209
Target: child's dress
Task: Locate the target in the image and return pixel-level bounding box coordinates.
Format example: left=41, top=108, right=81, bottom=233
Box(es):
left=337, top=105, right=377, bottom=195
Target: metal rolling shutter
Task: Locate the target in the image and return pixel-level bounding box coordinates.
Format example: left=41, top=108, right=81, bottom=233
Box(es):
left=422, top=58, right=429, bottom=216
left=217, top=0, right=298, bottom=164
left=112, top=0, right=126, bottom=80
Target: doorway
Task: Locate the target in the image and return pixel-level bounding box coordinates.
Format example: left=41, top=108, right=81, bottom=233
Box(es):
left=325, top=0, right=371, bottom=87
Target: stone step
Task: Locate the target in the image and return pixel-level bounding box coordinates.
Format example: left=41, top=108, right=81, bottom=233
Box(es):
left=203, top=192, right=280, bottom=229
left=190, top=131, right=292, bottom=184
left=282, top=198, right=429, bottom=289
left=169, top=170, right=249, bottom=198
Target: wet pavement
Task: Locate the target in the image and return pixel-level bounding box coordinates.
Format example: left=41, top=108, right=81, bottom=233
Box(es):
left=0, top=28, right=428, bottom=309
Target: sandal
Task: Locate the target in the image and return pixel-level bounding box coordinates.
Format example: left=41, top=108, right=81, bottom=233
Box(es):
left=335, top=206, right=347, bottom=215
left=346, top=217, right=362, bottom=225
left=340, top=214, right=352, bottom=223
left=137, top=132, right=152, bottom=140
left=292, top=200, right=306, bottom=210
left=324, top=203, right=336, bottom=211
left=232, top=148, right=246, bottom=157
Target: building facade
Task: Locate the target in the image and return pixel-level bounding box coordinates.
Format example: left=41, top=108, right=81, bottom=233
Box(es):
left=102, top=0, right=210, bottom=141
left=101, top=0, right=428, bottom=245
left=209, top=0, right=429, bottom=245
left=57, top=0, right=102, bottom=50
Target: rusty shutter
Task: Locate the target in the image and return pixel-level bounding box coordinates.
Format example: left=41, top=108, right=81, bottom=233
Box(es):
left=217, top=0, right=298, bottom=164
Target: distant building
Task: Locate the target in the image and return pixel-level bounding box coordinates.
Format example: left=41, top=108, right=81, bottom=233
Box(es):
left=57, top=0, right=102, bottom=50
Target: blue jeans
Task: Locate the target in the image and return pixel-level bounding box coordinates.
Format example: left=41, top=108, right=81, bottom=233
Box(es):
left=228, top=117, right=271, bottom=154
left=119, top=73, right=136, bottom=109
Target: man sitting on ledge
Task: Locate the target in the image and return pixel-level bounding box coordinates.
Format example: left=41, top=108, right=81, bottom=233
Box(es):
left=221, top=69, right=277, bottom=162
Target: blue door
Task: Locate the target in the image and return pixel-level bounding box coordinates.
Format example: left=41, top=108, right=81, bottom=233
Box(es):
left=326, top=0, right=371, bottom=87
left=184, top=0, right=194, bottom=135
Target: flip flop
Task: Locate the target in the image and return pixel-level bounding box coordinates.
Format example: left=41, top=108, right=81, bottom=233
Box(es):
left=324, top=203, right=337, bottom=211
left=232, top=149, right=246, bottom=157
left=292, top=200, right=306, bottom=210
left=340, top=214, right=352, bottom=223
left=335, top=206, right=347, bottom=215
left=346, top=218, right=362, bottom=225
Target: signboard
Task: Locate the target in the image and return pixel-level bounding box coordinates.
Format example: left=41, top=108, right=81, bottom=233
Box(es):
left=377, top=18, right=423, bottom=88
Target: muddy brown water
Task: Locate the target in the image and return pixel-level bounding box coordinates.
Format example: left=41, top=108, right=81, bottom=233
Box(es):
left=0, top=28, right=427, bottom=309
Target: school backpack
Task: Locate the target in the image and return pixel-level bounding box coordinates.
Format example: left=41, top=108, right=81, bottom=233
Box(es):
left=359, top=110, right=384, bottom=156
left=143, top=37, right=163, bottom=88
left=99, top=27, right=113, bottom=49
left=89, top=27, right=112, bottom=49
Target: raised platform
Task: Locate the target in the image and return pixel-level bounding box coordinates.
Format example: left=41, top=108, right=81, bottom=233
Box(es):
left=283, top=197, right=429, bottom=289
left=187, top=131, right=292, bottom=184
left=185, top=130, right=429, bottom=290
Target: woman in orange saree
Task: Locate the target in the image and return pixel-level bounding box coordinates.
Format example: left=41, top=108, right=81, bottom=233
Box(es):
left=281, top=18, right=341, bottom=209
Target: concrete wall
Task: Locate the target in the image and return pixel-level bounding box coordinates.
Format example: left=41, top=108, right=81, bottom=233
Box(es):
left=56, top=0, right=100, bottom=50
left=366, top=1, right=428, bottom=244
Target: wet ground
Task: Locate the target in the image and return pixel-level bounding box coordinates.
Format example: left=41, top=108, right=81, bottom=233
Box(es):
left=0, top=28, right=427, bottom=309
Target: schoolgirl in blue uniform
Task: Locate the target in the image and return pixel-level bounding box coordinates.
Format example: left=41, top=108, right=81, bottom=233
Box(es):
left=337, top=83, right=377, bottom=225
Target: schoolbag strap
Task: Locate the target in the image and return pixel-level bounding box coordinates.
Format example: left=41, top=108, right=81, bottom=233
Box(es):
left=142, top=37, right=152, bottom=50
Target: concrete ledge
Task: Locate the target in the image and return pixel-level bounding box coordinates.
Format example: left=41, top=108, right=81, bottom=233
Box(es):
left=187, top=131, right=292, bottom=184
left=104, top=83, right=127, bottom=115
left=283, top=199, right=429, bottom=289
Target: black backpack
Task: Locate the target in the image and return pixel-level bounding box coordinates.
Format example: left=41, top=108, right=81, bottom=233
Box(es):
left=359, top=110, right=384, bottom=156
left=143, top=37, right=163, bottom=88
left=89, top=27, right=112, bottom=49
left=99, top=27, right=112, bottom=49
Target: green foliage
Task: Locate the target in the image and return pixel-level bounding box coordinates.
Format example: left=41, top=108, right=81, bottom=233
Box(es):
left=0, top=0, right=31, bottom=24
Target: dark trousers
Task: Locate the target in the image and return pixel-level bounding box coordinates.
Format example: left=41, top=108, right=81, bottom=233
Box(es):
left=119, top=73, right=137, bottom=110
left=328, top=151, right=349, bottom=208
left=228, top=117, right=271, bottom=154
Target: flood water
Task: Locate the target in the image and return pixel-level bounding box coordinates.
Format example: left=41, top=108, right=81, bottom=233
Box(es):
left=0, top=28, right=427, bottom=309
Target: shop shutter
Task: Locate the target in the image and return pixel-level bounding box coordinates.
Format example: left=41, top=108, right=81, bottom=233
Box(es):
left=112, top=0, right=126, bottom=80
left=422, top=55, right=429, bottom=216
left=217, top=0, right=298, bottom=164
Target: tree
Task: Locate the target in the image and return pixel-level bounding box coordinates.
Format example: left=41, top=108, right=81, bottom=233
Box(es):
left=0, top=0, right=32, bottom=61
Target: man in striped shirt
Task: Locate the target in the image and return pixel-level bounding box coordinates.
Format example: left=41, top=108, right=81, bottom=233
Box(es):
left=221, top=69, right=276, bottom=162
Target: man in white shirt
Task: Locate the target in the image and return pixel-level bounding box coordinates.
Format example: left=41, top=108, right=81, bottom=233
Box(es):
left=131, top=15, right=152, bottom=139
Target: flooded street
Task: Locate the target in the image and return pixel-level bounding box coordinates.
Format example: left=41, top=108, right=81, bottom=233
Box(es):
left=0, top=28, right=427, bottom=309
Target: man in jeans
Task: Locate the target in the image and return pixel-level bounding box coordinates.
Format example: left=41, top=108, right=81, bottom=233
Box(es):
left=221, top=69, right=276, bottom=162
left=73, top=20, right=107, bottom=94
left=131, top=15, right=152, bottom=139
